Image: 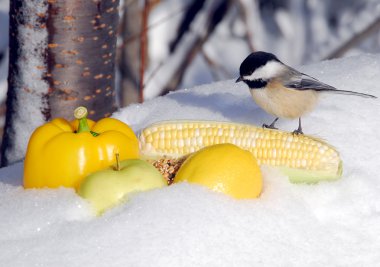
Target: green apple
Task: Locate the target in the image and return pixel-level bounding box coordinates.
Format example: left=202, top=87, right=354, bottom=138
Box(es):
left=78, top=159, right=167, bottom=215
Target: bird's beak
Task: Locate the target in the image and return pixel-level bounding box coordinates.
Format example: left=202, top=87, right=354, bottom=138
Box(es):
left=235, top=76, right=242, bottom=83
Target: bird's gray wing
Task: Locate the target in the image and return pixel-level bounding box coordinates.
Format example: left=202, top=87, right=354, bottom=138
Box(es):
left=282, top=68, right=376, bottom=98
left=282, top=69, right=336, bottom=91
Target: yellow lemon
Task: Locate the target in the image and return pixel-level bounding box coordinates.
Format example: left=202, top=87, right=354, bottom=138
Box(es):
left=174, top=143, right=263, bottom=199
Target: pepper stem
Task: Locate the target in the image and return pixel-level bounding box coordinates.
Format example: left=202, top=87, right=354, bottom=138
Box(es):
left=74, top=106, right=91, bottom=133
left=115, top=153, right=121, bottom=171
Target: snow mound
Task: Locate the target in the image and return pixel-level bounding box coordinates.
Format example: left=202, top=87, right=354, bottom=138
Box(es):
left=1, top=54, right=380, bottom=266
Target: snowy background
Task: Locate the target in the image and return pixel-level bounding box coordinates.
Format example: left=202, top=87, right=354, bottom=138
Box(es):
left=1, top=0, right=380, bottom=265
left=0, top=54, right=379, bottom=266
left=1, top=0, right=380, bottom=136
left=1, top=0, right=380, bottom=101
left=142, top=0, right=380, bottom=100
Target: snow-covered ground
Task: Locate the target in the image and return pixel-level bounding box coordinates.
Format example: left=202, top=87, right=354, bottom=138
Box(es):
left=0, top=54, right=380, bottom=266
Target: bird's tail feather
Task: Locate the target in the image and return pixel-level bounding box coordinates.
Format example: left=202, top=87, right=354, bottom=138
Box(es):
left=318, top=88, right=377, bottom=98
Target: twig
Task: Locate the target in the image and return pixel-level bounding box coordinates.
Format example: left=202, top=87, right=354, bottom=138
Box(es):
left=143, top=60, right=165, bottom=88
left=201, top=50, right=219, bottom=81
left=324, top=16, right=380, bottom=59
left=117, top=0, right=141, bottom=106
left=200, top=49, right=231, bottom=81
left=139, top=0, right=149, bottom=103
left=119, top=2, right=192, bottom=49
left=236, top=0, right=256, bottom=52
left=145, top=0, right=230, bottom=97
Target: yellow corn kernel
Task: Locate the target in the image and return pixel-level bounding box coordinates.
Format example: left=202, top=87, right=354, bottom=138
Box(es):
left=139, top=120, right=343, bottom=182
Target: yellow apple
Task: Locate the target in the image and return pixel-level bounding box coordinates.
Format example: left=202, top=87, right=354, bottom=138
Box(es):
left=78, top=159, right=167, bottom=215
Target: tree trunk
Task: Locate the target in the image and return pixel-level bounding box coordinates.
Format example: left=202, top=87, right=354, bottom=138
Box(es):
left=1, top=0, right=120, bottom=166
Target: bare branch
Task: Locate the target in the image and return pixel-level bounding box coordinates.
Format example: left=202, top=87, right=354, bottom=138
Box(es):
left=324, top=16, right=380, bottom=60
left=236, top=0, right=256, bottom=52
left=139, top=0, right=150, bottom=103
left=200, top=49, right=231, bottom=81
left=144, top=0, right=231, bottom=98
left=119, top=2, right=191, bottom=48
left=118, top=0, right=141, bottom=106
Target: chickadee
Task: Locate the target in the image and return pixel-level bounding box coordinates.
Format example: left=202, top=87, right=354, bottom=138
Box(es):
left=236, top=51, right=376, bottom=134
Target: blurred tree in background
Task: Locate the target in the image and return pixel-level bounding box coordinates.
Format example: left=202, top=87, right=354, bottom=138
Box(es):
left=0, top=0, right=379, bottom=164
left=1, top=0, right=120, bottom=165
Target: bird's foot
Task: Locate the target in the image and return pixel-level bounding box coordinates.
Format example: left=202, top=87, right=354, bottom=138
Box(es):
left=292, top=118, right=304, bottom=135
left=262, top=123, right=278, bottom=130
left=292, top=128, right=304, bottom=135
left=262, top=118, right=279, bottom=130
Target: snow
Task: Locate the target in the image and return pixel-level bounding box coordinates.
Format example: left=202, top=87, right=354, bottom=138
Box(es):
left=1, top=53, right=380, bottom=266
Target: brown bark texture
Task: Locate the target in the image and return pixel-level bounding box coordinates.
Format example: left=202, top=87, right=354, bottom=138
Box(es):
left=47, top=0, right=119, bottom=119
left=1, top=0, right=120, bottom=166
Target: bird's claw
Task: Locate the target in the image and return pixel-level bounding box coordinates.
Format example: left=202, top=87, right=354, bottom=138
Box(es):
left=262, top=123, right=278, bottom=130
left=292, top=128, right=304, bottom=135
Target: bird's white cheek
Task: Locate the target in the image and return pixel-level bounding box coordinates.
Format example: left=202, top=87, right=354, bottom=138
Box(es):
left=244, top=61, right=286, bottom=81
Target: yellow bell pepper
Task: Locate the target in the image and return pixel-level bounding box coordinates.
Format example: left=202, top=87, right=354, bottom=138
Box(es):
left=23, top=107, right=139, bottom=189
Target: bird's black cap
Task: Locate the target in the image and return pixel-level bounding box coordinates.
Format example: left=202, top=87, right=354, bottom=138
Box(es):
left=238, top=51, right=281, bottom=77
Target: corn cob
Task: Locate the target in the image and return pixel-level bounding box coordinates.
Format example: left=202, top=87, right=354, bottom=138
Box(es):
left=139, top=120, right=342, bottom=183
